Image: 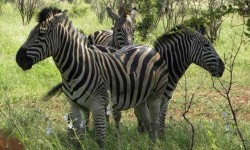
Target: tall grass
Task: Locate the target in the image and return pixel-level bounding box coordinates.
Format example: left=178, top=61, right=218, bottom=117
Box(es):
left=0, top=2, right=249, bottom=149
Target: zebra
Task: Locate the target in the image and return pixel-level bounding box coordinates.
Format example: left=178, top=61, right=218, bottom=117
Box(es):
left=88, top=6, right=137, bottom=48
left=16, top=7, right=168, bottom=149
left=45, top=5, right=137, bottom=129
left=143, top=23, right=225, bottom=133
left=103, top=21, right=225, bottom=133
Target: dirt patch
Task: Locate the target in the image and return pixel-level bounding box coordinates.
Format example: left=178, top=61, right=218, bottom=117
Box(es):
left=0, top=130, right=24, bottom=150
left=166, top=85, right=250, bottom=121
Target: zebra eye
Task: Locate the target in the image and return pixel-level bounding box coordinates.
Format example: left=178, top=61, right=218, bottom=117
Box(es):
left=117, top=28, right=122, bottom=32
left=204, top=43, right=210, bottom=47
left=38, top=27, right=47, bottom=36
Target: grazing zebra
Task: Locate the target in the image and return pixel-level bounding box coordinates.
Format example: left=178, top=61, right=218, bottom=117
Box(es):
left=88, top=6, right=137, bottom=48
left=16, top=7, right=168, bottom=149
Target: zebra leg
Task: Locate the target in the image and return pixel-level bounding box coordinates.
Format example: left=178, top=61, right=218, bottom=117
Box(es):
left=159, top=98, right=170, bottom=134
left=147, top=98, right=161, bottom=142
left=134, top=102, right=150, bottom=132
left=92, top=102, right=106, bottom=150
left=113, top=110, right=122, bottom=130
left=83, top=110, right=90, bottom=131
left=134, top=110, right=146, bottom=133
left=67, top=104, right=86, bottom=150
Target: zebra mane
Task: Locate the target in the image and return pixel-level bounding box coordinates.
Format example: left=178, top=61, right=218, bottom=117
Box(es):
left=37, top=7, right=89, bottom=47
left=37, top=7, right=62, bottom=23
left=60, top=13, right=90, bottom=48
left=154, top=25, right=192, bottom=43
left=169, top=24, right=205, bottom=35
left=169, top=18, right=207, bottom=35
left=154, top=21, right=207, bottom=49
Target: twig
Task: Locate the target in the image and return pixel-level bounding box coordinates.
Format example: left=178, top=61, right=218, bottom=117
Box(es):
left=181, top=73, right=207, bottom=150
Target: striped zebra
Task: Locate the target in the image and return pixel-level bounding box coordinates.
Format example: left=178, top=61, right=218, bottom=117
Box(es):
left=16, top=7, right=168, bottom=149
left=148, top=23, right=224, bottom=133
left=106, top=21, right=225, bottom=133
left=88, top=6, right=137, bottom=48
left=46, top=5, right=137, bottom=128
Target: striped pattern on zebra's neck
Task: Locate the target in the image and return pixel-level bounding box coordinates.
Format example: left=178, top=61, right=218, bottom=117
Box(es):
left=53, top=17, right=89, bottom=83
left=154, top=32, right=192, bottom=81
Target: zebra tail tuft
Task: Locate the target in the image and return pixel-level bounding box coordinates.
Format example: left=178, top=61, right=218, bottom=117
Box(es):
left=41, top=83, right=62, bottom=101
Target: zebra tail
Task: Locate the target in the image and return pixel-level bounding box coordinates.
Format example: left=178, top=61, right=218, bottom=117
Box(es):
left=41, top=83, right=62, bottom=101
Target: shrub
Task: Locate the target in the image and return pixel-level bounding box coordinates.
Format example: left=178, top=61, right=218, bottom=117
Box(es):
left=9, top=0, right=45, bottom=25
left=68, top=2, right=89, bottom=18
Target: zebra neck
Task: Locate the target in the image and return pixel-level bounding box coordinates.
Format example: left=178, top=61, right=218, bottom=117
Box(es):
left=53, top=24, right=89, bottom=83
left=168, top=52, right=189, bottom=83
left=155, top=44, right=191, bottom=84
left=111, top=36, right=119, bottom=48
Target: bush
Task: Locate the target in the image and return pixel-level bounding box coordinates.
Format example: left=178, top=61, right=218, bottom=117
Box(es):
left=68, top=2, right=89, bottom=18
left=9, top=0, right=45, bottom=25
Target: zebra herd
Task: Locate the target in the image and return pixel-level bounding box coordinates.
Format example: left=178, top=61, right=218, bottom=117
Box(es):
left=15, top=6, right=225, bottom=150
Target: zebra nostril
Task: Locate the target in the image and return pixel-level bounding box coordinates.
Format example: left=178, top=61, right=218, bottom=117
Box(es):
left=16, top=48, right=33, bottom=70
left=218, top=59, right=225, bottom=76
left=16, top=48, right=26, bottom=66
left=128, top=39, right=133, bottom=44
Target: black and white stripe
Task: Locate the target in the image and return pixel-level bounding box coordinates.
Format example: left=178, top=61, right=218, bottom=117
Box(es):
left=16, top=7, right=168, bottom=149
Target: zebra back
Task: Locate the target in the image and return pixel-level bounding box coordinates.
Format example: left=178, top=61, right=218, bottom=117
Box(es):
left=88, top=30, right=113, bottom=46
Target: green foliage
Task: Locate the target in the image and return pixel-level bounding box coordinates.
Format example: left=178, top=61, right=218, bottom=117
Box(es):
left=136, top=14, right=155, bottom=41
left=0, top=1, right=250, bottom=150
left=68, top=2, right=89, bottom=18
left=134, top=0, right=160, bottom=41
left=200, top=1, right=233, bottom=43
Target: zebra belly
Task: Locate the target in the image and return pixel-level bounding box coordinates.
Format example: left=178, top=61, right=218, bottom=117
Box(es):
left=111, top=86, right=152, bottom=110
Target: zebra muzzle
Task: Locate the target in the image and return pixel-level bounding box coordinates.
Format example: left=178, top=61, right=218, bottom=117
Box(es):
left=16, top=48, right=33, bottom=71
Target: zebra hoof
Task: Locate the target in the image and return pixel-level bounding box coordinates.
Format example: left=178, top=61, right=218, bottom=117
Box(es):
left=158, top=128, right=165, bottom=140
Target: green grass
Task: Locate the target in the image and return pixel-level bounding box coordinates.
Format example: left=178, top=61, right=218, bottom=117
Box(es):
left=0, top=2, right=250, bottom=150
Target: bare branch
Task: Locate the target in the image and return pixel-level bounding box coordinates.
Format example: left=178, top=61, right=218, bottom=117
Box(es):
left=212, top=14, right=248, bottom=150
left=181, top=73, right=208, bottom=150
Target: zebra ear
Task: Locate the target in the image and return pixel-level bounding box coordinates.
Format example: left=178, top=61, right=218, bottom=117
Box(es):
left=118, top=5, right=127, bottom=18
left=50, top=10, right=68, bottom=25
left=129, top=7, right=137, bottom=23
left=106, top=7, right=119, bottom=20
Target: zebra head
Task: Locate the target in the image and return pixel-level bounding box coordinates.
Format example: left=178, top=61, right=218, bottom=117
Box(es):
left=16, top=7, right=67, bottom=70
left=190, top=29, right=225, bottom=77
left=106, top=5, right=136, bottom=48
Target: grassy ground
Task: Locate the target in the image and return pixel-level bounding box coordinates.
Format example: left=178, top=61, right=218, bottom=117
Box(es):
left=0, top=2, right=249, bottom=150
